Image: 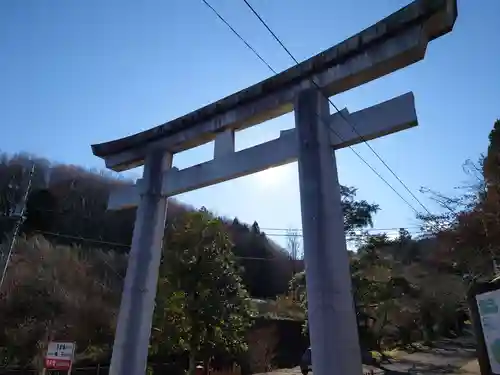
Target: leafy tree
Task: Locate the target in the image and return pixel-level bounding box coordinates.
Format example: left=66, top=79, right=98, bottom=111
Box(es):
left=415, top=121, right=500, bottom=339
left=419, top=120, right=500, bottom=279
left=289, top=231, right=438, bottom=352
left=397, top=228, right=412, bottom=243
left=229, top=223, right=291, bottom=299
left=151, top=209, right=253, bottom=375
left=356, top=233, right=392, bottom=265
left=251, top=221, right=260, bottom=235
left=483, top=119, right=500, bottom=187
left=341, top=186, right=379, bottom=236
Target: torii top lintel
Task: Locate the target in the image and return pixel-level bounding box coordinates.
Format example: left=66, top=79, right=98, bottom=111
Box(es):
left=92, top=0, right=457, bottom=172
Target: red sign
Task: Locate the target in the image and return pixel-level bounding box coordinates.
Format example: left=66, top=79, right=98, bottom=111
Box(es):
left=45, top=358, right=72, bottom=370
left=44, top=341, right=75, bottom=371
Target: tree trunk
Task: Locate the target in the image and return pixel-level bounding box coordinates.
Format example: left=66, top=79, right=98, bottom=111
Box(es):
left=203, top=356, right=211, bottom=375
left=188, top=350, right=198, bottom=375
left=421, top=308, right=435, bottom=344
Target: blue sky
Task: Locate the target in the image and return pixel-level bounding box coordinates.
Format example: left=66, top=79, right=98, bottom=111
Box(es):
left=1, top=0, right=499, bottom=248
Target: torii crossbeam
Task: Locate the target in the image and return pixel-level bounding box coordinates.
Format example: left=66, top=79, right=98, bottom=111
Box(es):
left=108, top=93, right=416, bottom=210
left=91, top=1, right=457, bottom=375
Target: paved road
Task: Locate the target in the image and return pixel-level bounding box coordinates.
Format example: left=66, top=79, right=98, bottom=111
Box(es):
left=382, top=338, right=477, bottom=375
left=258, top=364, right=383, bottom=375
left=262, top=338, right=478, bottom=375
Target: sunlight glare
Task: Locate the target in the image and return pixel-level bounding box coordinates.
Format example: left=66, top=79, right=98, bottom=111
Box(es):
left=253, top=164, right=292, bottom=189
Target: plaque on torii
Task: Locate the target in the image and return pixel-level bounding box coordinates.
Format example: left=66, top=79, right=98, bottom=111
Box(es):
left=91, top=1, right=457, bottom=375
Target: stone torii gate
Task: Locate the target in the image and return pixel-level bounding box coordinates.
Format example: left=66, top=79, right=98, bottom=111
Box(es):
left=91, top=1, right=457, bottom=375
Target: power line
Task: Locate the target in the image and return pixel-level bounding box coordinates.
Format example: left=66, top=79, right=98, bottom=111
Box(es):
left=30, top=230, right=299, bottom=280
left=93, top=251, right=126, bottom=280
left=4, top=206, right=423, bottom=234
left=240, top=0, right=433, bottom=217
left=260, top=226, right=422, bottom=233
left=202, top=0, right=419, bottom=214
left=32, top=230, right=302, bottom=261
left=34, top=230, right=131, bottom=248
left=200, top=0, right=429, bottom=216
left=28, top=228, right=424, bottom=278
left=2, top=205, right=427, bottom=243
left=265, top=232, right=424, bottom=239
left=200, top=0, right=277, bottom=75
left=33, top=229, right=424, bottom=248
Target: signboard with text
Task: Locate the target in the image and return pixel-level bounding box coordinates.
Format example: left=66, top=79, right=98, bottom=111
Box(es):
left=44, top=341, right=75, bottom=371
left=477, top=289, right=500, bottom=374
left=468, top=277, right=500, bottom=375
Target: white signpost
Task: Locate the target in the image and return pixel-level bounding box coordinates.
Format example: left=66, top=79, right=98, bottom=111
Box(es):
left=44, top=341, right=75, bottom=373
left=90, top=1, right=457, bottom=375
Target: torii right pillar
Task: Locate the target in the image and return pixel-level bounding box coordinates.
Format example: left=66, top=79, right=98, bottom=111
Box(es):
left=295, top=88, right=363, bottom=375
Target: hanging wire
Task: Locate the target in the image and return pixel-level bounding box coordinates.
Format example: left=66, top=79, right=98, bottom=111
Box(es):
left=200, top=0, right=433, bottom=216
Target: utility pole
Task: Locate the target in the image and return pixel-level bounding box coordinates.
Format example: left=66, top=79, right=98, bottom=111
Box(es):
left=0, top=162, right=35, bottom=291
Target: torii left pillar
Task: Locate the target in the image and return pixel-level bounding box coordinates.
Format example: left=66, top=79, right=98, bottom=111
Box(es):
left=109, top=150, right=172, bottom=375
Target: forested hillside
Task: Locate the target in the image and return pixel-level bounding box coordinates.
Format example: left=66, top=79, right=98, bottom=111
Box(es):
left=1, top=115, right=499, bottom=375
left=0, top=154, right=298, bottom=298
left=0, top=152, right=378, bottom=372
